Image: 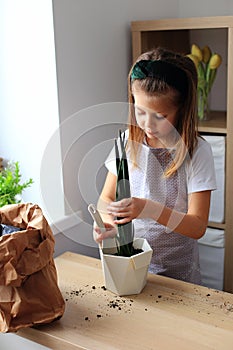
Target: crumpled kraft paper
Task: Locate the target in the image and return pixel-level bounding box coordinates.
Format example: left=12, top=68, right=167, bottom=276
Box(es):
left=0, top=203, right=65, bottom=332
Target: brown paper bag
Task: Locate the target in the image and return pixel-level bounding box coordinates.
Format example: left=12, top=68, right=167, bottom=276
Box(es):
left=0, top=203, right=65, bottom=332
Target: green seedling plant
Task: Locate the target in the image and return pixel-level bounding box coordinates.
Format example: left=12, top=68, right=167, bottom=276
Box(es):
left=114, top=130, right=135, bottom=257
left=0, top=161, right=33, bottom=207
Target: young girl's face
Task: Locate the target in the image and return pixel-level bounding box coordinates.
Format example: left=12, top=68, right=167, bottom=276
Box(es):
left=133, top=89, right=179, bottom=147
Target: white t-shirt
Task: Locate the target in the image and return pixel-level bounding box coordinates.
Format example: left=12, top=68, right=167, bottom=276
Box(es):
left=105, top=133, right=217, bottom=195
left=185, top=137, right=217, bottom=194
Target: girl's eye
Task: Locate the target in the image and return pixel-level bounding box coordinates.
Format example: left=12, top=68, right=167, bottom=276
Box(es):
left=154, top=113, right=165, bottom=120
left=135, top=108, right=145, bottom=116
left=134, top=107, right=166, bottom=120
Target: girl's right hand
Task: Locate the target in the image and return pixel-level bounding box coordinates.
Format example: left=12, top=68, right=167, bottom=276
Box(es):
left=93, top=222, right=117, bottom=243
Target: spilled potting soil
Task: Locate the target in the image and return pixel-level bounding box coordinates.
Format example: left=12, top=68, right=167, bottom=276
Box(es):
left=62, top=281, right=233, bottom=328
left=64, top=283, right=138, bottom=322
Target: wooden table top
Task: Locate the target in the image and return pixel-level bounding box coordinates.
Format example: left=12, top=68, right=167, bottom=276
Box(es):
left=18, top=251, right=233, bottom=350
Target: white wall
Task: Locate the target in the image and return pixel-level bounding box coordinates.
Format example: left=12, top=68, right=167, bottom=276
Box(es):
left=0, top=0, right=64, bottom=222
left=178, top=0, right=233, bottom=17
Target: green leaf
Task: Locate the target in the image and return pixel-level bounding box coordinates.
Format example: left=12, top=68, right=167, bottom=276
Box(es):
left=114, top=130, right=134, bottom=257
left=0, top=161, right=33, bottom=207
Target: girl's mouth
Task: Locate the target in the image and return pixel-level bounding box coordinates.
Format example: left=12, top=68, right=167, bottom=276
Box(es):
left=145, top=129, right=158, bottom=137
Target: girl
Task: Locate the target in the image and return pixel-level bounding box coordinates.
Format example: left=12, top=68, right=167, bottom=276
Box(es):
left=94, top=47, right=216, bottom=284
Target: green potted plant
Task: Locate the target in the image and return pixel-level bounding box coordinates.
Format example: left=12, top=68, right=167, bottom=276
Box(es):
left=99, top=130, right=152, bottom=296
left=114, top=130, right=135, bottom=257
left=0, top=161, right=33, bottom=207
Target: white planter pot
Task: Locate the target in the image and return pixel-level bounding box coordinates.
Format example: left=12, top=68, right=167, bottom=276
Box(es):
left=99, top=238, right=152, bottom=296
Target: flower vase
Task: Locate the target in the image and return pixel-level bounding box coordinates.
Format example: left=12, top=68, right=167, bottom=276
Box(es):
left=198, top=91, right=210, bottom=121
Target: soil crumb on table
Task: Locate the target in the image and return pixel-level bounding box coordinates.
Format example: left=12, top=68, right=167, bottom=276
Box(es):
left=64, top=284, right=137, bottom=322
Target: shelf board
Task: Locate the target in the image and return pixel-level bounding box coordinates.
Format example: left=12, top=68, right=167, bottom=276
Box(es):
left=208, top=221, right=226, bottom=230
left=198, top=111, right=226, bottom=134
left=131, top=16, right=233, bottom=32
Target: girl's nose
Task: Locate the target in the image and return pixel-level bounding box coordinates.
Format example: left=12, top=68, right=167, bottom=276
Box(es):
left=145, top=114, right=155, bottom=129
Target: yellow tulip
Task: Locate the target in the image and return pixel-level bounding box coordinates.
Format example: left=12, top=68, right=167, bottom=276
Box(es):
left=187, top=54, right=199, bottom=69
left=189, top=44, right=222, bottom=120
left=202, top=45, right=211, bottom=63
left=191, top=44, right=203, bottom=61
left=209, top=54, right=222, bottom=69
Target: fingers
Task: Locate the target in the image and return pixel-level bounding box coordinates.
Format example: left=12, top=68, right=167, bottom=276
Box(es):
left=95, top=231, right=116, bottom=243
left=93, top=224, right=117, bottom=243
left=107, top=199, right=136, bottom=223
left=113, top=217, right=131, bottom=225
left=107, top=198, right=132, bottom=212
left=107, top=199, right=132, bottom=216
left=108, top=198, right=131, bottom=209
left=108, top=210, right=132, bottom=218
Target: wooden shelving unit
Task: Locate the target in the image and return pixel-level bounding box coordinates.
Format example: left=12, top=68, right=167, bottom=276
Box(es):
left=131, top=16, right=233, bottom=293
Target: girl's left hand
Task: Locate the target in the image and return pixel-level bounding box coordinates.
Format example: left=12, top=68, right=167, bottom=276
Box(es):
left=107, top=197, right=147, bottom=224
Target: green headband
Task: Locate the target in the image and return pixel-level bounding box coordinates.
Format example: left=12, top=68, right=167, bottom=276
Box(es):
left=131, top=60, right=188, bottom=95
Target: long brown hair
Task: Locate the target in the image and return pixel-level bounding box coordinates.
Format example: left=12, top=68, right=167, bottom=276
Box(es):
left=128, top=47, right=198, bottom=177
